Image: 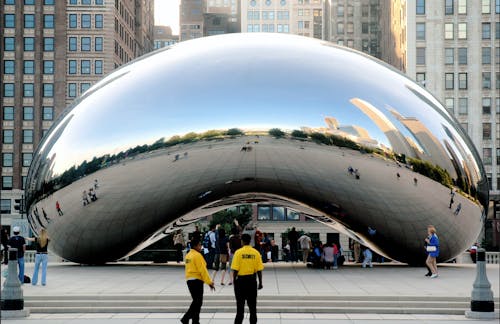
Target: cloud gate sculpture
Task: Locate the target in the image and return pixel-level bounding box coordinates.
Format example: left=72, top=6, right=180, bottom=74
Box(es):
left=25, top=33, right=488, bottom=265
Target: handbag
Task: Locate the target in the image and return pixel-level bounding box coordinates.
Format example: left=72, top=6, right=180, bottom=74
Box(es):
left=426, top=245, right=437, bottom=252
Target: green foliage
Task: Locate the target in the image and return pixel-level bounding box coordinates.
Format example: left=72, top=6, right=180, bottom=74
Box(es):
left=269, top=128, right=285, bottom=138
left=208, top=205, right=252, bottom=232
left=408, top=158, right=453, bottom=188
left=226, top=128, right=244, bottom=136
left=200, top=130, right=224, bottom=139
left=291, top=130, right=307, bottom=138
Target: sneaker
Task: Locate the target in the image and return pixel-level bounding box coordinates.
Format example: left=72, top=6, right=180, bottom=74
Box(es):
left=430, top=274, right=438, bottom=278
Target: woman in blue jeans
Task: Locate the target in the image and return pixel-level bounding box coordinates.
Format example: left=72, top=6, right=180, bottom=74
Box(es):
left=28, top=229, right=50, bottom=286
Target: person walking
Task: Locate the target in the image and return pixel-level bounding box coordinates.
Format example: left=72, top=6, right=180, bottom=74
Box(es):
left=181, top=237, right=215, bottom=324
left=213, top=228, right=230, bottom=285
left=231, top=233, right=264, bottom=324
left=298, top=233, right=312, bottom=263
left=28, top=228, right=50, bottom=286
left=173, top=230, right=185, bottom=263
left=7, top=226, right=26, bottom=283
left=362, top=247, right=373, bottom=268
left=425, top=225, right=439, bottom=278
left=288, top=227, right=299, bottom=262
left=1, top=227, right=9, bottom=265
left=353, top=241, right=361, bottom=263
left=55, top=201, right=63, bottom=216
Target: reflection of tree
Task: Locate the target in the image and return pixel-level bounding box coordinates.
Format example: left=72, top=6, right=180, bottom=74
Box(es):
left=269, top=128, right=285, bottom=138
left=291, top=130, right=307, bottom=138
left=408, top=157, right=453, bottom=188
left=208, top=205, right=252, bottom=233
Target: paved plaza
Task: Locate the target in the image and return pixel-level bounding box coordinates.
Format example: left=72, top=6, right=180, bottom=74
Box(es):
left=1, top=261, right=499, bottom=323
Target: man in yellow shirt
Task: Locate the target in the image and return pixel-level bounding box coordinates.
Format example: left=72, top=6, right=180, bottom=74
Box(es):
left=181, top=237, right=215, bottom=324
left=231, top=233, right=264, bottom=324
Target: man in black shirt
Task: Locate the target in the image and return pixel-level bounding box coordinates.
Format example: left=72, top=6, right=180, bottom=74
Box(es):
left=288, top=227, right=299, bottom=262
left=8, top=226, right=26, bottom=283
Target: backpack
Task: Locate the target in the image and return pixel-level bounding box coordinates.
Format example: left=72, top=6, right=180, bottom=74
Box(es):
left=203, top=232, right=211, bottom=249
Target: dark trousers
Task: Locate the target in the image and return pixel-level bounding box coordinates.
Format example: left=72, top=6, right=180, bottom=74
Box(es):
left=175, top=243, right=183, bottom=263
left=290, top=242, right=298, bottom=262
left=182, top=279, right=204, bottom=324
left=234, top=275, right=257, bottom=324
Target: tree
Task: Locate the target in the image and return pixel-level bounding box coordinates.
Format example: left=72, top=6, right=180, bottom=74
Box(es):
left=226, top=128, right=244, bottom=136
left=291, top=130, right=307, bottom=138
left=269, top=128, right=285, bottom=138
left=208, top=205, right=252, bottom=232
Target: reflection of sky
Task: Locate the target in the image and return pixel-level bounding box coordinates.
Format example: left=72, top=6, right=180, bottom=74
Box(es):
left=44, top=34, right=479, bottom=178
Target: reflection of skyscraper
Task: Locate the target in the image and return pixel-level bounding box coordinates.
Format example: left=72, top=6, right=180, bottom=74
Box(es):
left=350, top=98, right=416, bottom=157
left=390, top=110, right=457, bottom=179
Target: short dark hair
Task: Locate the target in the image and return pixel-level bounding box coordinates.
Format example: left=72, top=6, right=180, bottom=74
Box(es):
left=241, top=233, right=251, bottom=245
left=191, top=237, right=201, bottom=247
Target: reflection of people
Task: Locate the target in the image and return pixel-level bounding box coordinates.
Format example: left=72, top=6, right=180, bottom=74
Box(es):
left=8, top=226, right=26, bottom=283
left=362, top=247, right=373, bottom=268
left=27, top=228, right=50, bottom=286
left=94, top=179, right=99, bottom=190
left=82, top=190, right=89, bottom=206
left=56, top=201, right=63, bottom=216
left=453, top=203, right=462, bottom=215
left=413, top=177, right=418, bottom=185
left=424, top=225, right=439, bottom=278
left=353, top=241, right=361, bottom=263
left=181, top=237, right=215, bottom=324
left=231, top=233, right=264, bottom=324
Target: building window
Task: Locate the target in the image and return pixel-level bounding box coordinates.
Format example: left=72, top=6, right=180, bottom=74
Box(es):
left=416, top=0, right=425, bottom=14
left=23, top=84, right=34, bottom=97
left=482, top=0, right=491, bottom=13
left=24, top=60, right=35, bottom=74
left=4, top=60, right=15, bottom=74
left=482, top=47, right=491, bottom=64
left=2, top=153, right=13, bottom=167
left=2, top=177, right=13, bottom=190
left=80, top=83, right=91, bottom=93
left=24, top=37, right=35, bottom=51
left=3, top=83, right=14, bottom=97
left=445, top=98, right=454, bottom=113
left=69, top=0, right=77, bottom=4
left=25, top=0, right=35, bottom=4
left=497, top=0, right=500, bottom=13
left=23, top=106, right=34, bottom=120
left=24, top=14, right=35, bottom=28
left=43, top=14, right=54, bottom=28
left=22, top=153, right=32, bottom=167
left=95, top=37, right=103, bottom=51
left=445, top=73, right=454, bottom=89
left=416, top=73, right=426, bottom=86
left=4, top=37, right=15, bottom=51
left=483, top=148, right=492, bottom=164
left=482, top=23, right=491, bottom=39
left=458, top=48, right=467, bottom=64
left=81, top=60, right=91, bottom=74
left=68, top=60, right=77, bottom=74
left=96, top=0, right=103, bottom=4
left=445, top=48, right=454, bottom=64
left=4, top=14, right=15, bottom=28
left=416, top=23, right=425, bottom=40
left=44, top=37, right=54, bottom=51
left=3, top=107, right=14, bottom=120
left=43, top=60, right=54, bottom=74
left=69, top=37, right=77, bottom=51
left=458, top=98, right=468, bottom=115
left=483, top=98, right=492, bottom=114
left=416, top=47, right=426, bottom=65
left=483, top=123, right=492, bottom=140
left=497, top=149, right=500, bottom=165
left=95, top=60, right=103, bottom=74
left=445, top=0, right=454, bottom=14
left=286, top=209, right=300, bottom=221
left=81, top=0, right=91, bottom=4
left=3, top=130, right=14, bottom=143
left=483, top=72, right=491, bottom=89
left=43, top=83, right=54, bottom=97
left=337, top=23, right=344, bottom=34
left=95, top=14, right=103, bottom=28
left=496, top=22, right=500, bottom=39
left=68, top=83, right=77, bottom=97
left=257, top=205, right=271, bottom=220
left=81, top=14, right=91, bottom=28
left=44, top=0, right=55, bottom=4
left=458, top=23, right=467, bottom=39
left=272, top=206, right=285, bottom=221
left=497, top=72, right=500, bottom=89
left=458, top=73, right=467, bottom=90
left=362, top=22, right=369, bottom=34
left=445, top=23, right=453, bottom=39
left=1, top=199, right=11, bottom=214
left=23, top=129, right=33, bottom=143
left=458, top=0, right=467, bottom=13
left=81, top=37, right=91, bottom=51
left=69, top=14, right=77, bottom=28
left=42, top=107, right=53, bottom=120
left=5, top=0, right=15, bottom=4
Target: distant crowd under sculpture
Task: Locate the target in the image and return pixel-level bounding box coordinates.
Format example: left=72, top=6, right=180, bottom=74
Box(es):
left=25, top=34, right=488, bottom=265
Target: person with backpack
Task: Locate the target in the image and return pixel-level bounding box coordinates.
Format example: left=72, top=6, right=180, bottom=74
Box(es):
left=7, top=226, right=26, bottom=283
left=203, top=225, right=216, bottom=269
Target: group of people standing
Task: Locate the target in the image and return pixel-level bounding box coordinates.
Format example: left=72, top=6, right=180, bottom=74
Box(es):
left=1, top=226, right=50, bottom=286
left=181, top=220, right=264, bottom=324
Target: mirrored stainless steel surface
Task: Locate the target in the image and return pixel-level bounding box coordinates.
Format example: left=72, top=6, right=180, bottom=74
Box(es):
left=25, top=33, right=488, bottom=264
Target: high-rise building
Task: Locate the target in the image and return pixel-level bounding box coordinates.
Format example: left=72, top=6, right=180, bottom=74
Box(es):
left=0, top=0, right=154, bottom=228
left=241, top=0, right=325, bottom=39
left=180, top=0, right=240, bottom=41
left=406, top=0, right=499, bottom=203
left=154, top=26, right=179, bottom=49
